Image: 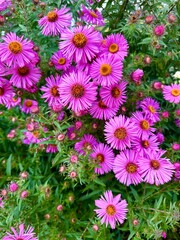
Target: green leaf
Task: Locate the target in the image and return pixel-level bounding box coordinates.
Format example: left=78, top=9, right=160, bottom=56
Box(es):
left=6, top=154, right=12, bottom=176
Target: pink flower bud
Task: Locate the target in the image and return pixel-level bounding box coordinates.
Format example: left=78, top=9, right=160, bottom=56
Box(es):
left=157, top=132, right=165, bottom=144
left=162, top=111, right=169, bottom=119
left=1, top=189, right=7, bottom=196
left=93, top=224, right=99, bottom=231
left=162, top=231, right=167, bottom=239
left=133, top=219, right=139, bottom=226
left=9, top=182, right=18, bottom=192
left=154, top=25, right=165, bottom=36
left=59, top=165, right=66, bottom=173
left=56, top=204, right=63, bottom=211
left=20, top=171, right=28, bottom=179
left=168, top=14, right=176, bottom=24
left=152, top=81, right=163, bottom=90
left=51, top=104, right=62, bottom=113
left=172, top=143, right=180, bottom=151
left=144, top=56, right=151, bottom=65
left=175, top=110, right=180, bottom=117
left=174, top=162, right=180, bottom=170
left=20, top=191, right=29, bottom=199
left=92, top=123, right=98, bottom=129
left=145, top=15, right=154, bottom=24
left=57, top=133, right=65, bottom=142
left=70, top=171, right=77, bottom=178
left=131, top=69, right=144, bottom=83
left=70, top=155, right=78, bottom=163
left=75, top=121, right=83, bottom=130
left=31, top=106, right=39, bottom=114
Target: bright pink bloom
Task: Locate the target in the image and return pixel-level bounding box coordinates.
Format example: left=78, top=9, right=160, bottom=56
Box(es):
left=9, top=182, right=18, bottom=192
left=131, top=69, right=144, bottom=83
left=113, top=149, right=143, bottom=186
left=21, top=99, right=38, bottom=114
left=172, top=143, right=180, bottom=151
left=2, top=223, right=38, bottom=240
left=104, top=115, right=136, bottom=150
left=46, top=144, right=58, bottom=153
left=90, top=55, right=123, bottom=86
left=94, top=190, right=128, bottom=229
left=59, top=70, right=97, bottom=112
left=51, top=50, right=71, bottom=71
left=0, top=0, right=12, bottom=11
left=139, top=150, right=175, bottom=185
left=154, top=25, right=165, bottom=36
left=80, top=5, right=105, bottom=26
left=74, top=134, right=98, bottom=155
left=60, top=26, right=102, bottom=63
left=152, top=81, right=163, bottom=90
left=163, top=84, right=180, bottom=104
left=0, top=78, right=14, bottom=105
left=0, top=32, right=36, bottom=67
left=38, top=7, right=72, bottom=36
left=5, top=95, right=21, bottom=109
left=91, top=143, right=114, bottom=175
left=140, top=97, right=160, bottom=123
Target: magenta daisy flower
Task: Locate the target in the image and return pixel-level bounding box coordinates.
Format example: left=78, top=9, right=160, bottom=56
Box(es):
left=9, top=64, right=41, bottom=89
left=59, top=70, right=97, bottom=112
left=90, top=55, right=123, bottom=86
left=5, top=95, right=21, bottom=109
left=91, top=143, right=114, bottom=174
left=38, top=7, right=72, bottom=36
left=139, top=150, right=175, bottom=185
left=51, top=50, right=71, bottom=71
left=0, top=32, right=36, bottom=67
left=89, top=98, right=118, bottom=120
left=0, top=0, right=12, bottom=11
left=140, top=97, right=160, bottom=123
left=113, top=149, right=143, bottom=186
left=163, top=84, right=180, bottom=104
left=2, top=223, right=38, bottom=240
left=23, top=130, right=41, bottom=144
left=94, top=190, right=128, bottom=229
left=131, top=111, right=155, bottom=139
left=100, top=33, right=129, bottom=60
left=104, top=115, right=136, bottom=151
left=60, top=26, right=102, bottom=63
left=132, top=135, right=159, bottom=157
left=80, top=5, right=105, bottom=26
left=41, top=75, right=62, bottom=106
left=21, top=99, right=38, bottom=114
left=0, top=78, right=14, bottom=105
left=100, top=80, right=127, bottom=107
left=74, top=134, right=98, bottom=155
left=0, top=61, right=9, bottom=76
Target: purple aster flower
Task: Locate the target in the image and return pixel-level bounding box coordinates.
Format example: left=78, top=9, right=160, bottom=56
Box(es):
left=0, top=0, right=12, bottom=11
left=21, top=99, right=38, bottom=114
left=2, top=223, right=38, bottom=240
left=130, top=69, right=144, bottom=83
left=156, top=132, right=165, bottom=144
left=89, top=99, right=118, bottom=120
left=60, top=26, right=102, bottom=63
left=132, top=135, right=159, bottom=157
left=94, top=190, right=128, bottom=229
left=9, top=64, right=41, bottom=89
left=74, top=134, right=98, bottom=155
left=5, top=95, right=21, bottom=109
left=80, top=5, right=105, bottom=26
left=131, top=111, right=155, bottom=139
left=113, top=149, right=143, bottom=186
left=100, top=80, right=127, bottom=107
left=23, top=130, right=42, bottom=144
left=175, top=118, right=180, bottom=128
left=0, top=78, right=14, bottom=105
left=0, top=32, right=36, bottom=67
left=139, top=150, right=175, bottom=185
left=140, top=97, right=160, bottom=123
left=46, top=144, right=58, bottom=153
left=91, top=143, right=114, bottom=174
left=38, top=7, right=72, bottom=36
left=51, top=50, right=71, bottom=71
left=24, top=84, right=38, bottom=93
left=59, top=70, right=97, bottom=112
left=90, top=55, right=123, bottom=86
left=0, top=61, right=9, bottom=76
left=41, top=75, right=62, bottom=106
left=163, top=84, right=180, bottom=104
left=100, top=33, right=129, bottom=60
left=0, top=197, right=4, bottom=208
left=104, top=115, right=136, bottom=151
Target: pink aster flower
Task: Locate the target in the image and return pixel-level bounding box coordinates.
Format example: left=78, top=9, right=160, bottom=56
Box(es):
left=139, top=150, right=175, bottom=185
left=100, top=80, right=127, bottom=107
left=60, top=26, right=102, bottom=63
left=0, top=78, right=14, bottom=105
left=23, top=130, right=42, bottom=144
left=163, top=84, right=180, bottom=104
left=0, top=61, right=9, bottom=76
left=0, top=0, right=12, bottom=11
left=113, top=149, right=143, bottom=186
left=104, top=115, right=136, bottom=151
left=100, top=33, right=129, bottom=60
left=89, top=98, right=118, bottom=120
left=80, top=5, right=105, bottom=26
left=5, top=95, right=21, bottom=109
left=154, top=25, right=165, bottom=36
left=90, top=55, right=123, bottom=86
left=9, top=64, right=41, bottom=89
left=21, top=99, right=38, bottom=114
left=41, top=75, right=62, bottom=106
left=59, top=70, right=97, bottom=112
left=74, top=134, right=98, bottom=155
left=131, top=111, right=155, bottom=139
left=132, top=135, right=159, bottom=157
left=46, top=144, right=58, bottom=153
left=94, top=190, right=128, bottom=229
left=38, top=7, right=72, bottom=36
left=131, top=69, right=144, bottom=83
left=91, top=143, right=114, bottom=175
left=0, top=32, right=36, bottom=67
left=51, top=50, right=71, bottom=71
left=140, top=97, right=160, bottom=123
left=2, top=223, right=38, bottom=240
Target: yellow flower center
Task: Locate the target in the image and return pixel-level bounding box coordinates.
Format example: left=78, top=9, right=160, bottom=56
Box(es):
left=50, top=86, right=59, bottom=97
left=114, top=127, right=127, bottom=140
left=25, top=100, right=33, bottom=107
left=0, top=87, right=4, bottom=96
left=140, top=120, right=149, bottom=130
left=89, top=11, right=98, bottom=18
left=111, top=87, right=121, bottom=98
left=32, top=131, right=40, bottom=138
left=109, top=43, right=119, bottom=53
left=71, top=84, right=84, bottom=98
left=18, top=66, right=30, bottom=76
left=148, top=105, right=156, bottom=114
left=47, top=11, right=58, bottom=22
left=72, top=33, right=87, bottom=48
left=8, top=41, right=22, bottom=54
left=96, top=153, right=104, bottom=163
left=58, top=57, right=66, bottom=65
left=106, top=204, right=116, bottom=216
left=141, top=140, right=149, bottom=148
left=171, top=89, right=180, bottom=97
left=100, top=64, right=112, bottom=76
left=98, top=100, right=107, bottom=109
left=150, top=160, right=160, bottom=169
left=126, top=163, right=137, bottom=173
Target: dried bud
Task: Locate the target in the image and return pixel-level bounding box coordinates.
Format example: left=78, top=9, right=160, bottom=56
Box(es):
left=44, top=214, right=50, bottom=220
left=39, top=2, right=46, bottom=9
left=168, top=14, right=176, bottom=24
